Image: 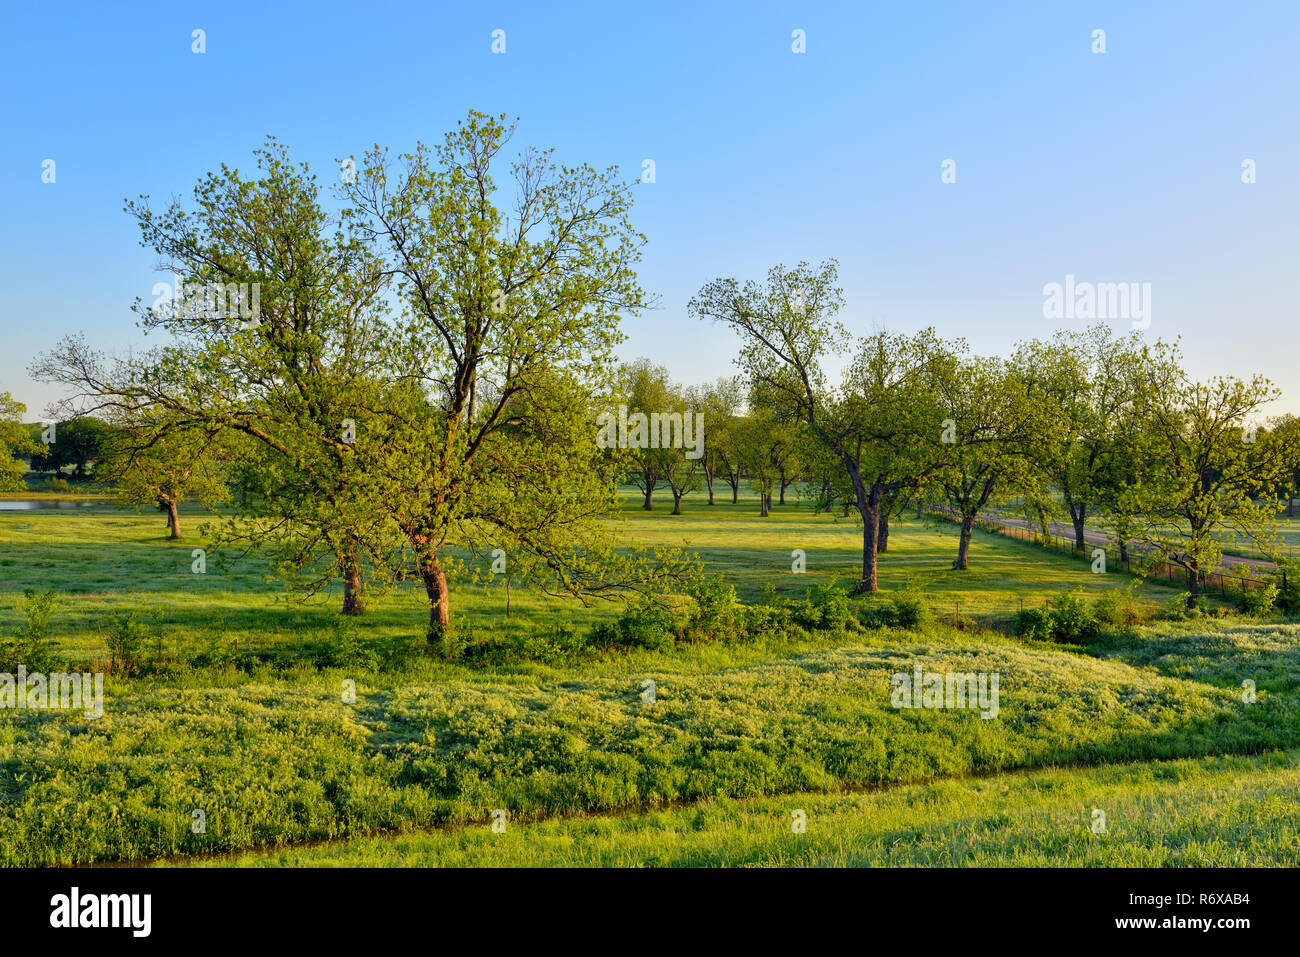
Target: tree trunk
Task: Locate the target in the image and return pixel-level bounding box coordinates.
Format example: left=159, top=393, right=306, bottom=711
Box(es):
left=671, top=490, right=683, bottom=515
left=730, top=480, right=739, bottom=505
left=1186, top=563, right=1200, bottom=607
left=342, top=547, right=364, bottom=616
left=1071, top=506, right=1086, bottom=553
left=878, top=513, right=890, bottom=553
left=916, top=502, right=923, bottom=520
left=955, top=512, right=975, bottom=570
left=1036, top=506, right=1051, bottom=543
left=706, top=471, right=715, bottom=505
left=642, top=484, right=654, bottom=510
left=420, top=552, right=451, bottom=642
left=759, top=491, right=770, bottom=517
left=162, top=498, right=181, bottom=539
left=854, top=496, right=880, bottom=593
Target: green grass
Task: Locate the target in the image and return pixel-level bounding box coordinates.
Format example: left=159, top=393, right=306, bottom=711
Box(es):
left=0, top=487, right=1295, bottom=867
left=201, top=750, right=1300, bottom=867
left=1, top=623, right=1294, bottom=865
left=0, top=487, right=1190, bottom=659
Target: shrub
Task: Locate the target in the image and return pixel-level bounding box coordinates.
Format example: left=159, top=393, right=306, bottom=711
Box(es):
left=890, top=584, right=931, bottom=631
left=1160, top=592, right=1208, bottom=621
left=0, top=589, right=62, bottom=672
left=792, top=599, right=823, bottom=630
left=808, top=576, right=852, bottom=631
left=1268, top=565, right=1300, bottom=614
left=520, top=623, right=588, bottom=664
left=684, top=575, right=743, bottom=641
left=1239, top=582, right=1279, bottom=618
left=104, top=611, right=147, bottom=675
left=323, top=616, right=381, bottom=669
left=856, top=600, right=894, bottom=630
left=589, top=601, right=678, bottom=652
left=744, top=603, right=797, bottom=641
left=1013, top=607, right=1053, bottom=641
left=1048, top=587, right=1098, bottom=642
left=1092, top=582, right=1145, bottom=629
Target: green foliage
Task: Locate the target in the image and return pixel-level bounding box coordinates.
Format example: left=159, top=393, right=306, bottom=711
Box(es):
left=0, top=391, right=39, bottom=492
left=518, top=624, right=589, bottom=665
left=807, top=575, right=852, bottom=631
left=1048, top=587, right=1099, bottom=643
left=684, top=575, right=743, bottom=641
left=743, top=602, right=798, bottom=641
left=0, top=589, right=62, bottom=671
left=1239, top=582, right=1279, bottom=618
left=103, top=611, right=148, bottom=675
left=1160, top=592, right=1210, bottom=621
left=1, top=621, right=1295, bottom=866
left=890, top=582, right=932, bottom=631
left=589, top=601, right=679, bottom=652
left=1013, top=607, right=1054, bottom=641
left=1092, top=581, right=1147, bottom=630
left=1015, top=588, right=1101, bottom=642
left=1268, top=565, right=1300, bottom=614
left=321, top=616, right=380, bottom=670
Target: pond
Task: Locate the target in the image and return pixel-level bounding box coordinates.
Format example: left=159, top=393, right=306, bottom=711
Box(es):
left=0, top=500, right=101, bottom=511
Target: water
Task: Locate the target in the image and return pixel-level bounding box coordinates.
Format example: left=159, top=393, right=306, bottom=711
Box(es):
left=0, top=500, right=99, bottom=511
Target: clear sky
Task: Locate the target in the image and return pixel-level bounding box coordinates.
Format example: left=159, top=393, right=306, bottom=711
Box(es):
left=3, top=0, right=1298, bottom=415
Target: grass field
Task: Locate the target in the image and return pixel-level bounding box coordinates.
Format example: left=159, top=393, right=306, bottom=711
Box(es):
left=0, top=487, right=1295, bottom=867
left=0, top=487, right=1198, bottom=658
left=203, top=750, right=1300, bottom=867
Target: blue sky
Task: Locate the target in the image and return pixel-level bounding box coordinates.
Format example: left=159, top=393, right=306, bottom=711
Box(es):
left=3, top=0, right=1298, bottom=414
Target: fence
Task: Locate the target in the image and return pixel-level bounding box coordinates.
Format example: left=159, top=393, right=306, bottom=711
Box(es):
left=926, top=508, right=1286, bottom=604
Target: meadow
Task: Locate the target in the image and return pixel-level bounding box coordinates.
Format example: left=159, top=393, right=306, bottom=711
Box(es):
left=0, top=487, right=1296, bottom=867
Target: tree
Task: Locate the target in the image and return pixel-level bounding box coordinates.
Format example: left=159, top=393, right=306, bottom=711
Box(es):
left=1122, top=345, right=1299, bottom=606
left=96, top=411, right=229, bottom=539
left=617, top=359, right=675, bottom=510
left=691, top=261, right=977, bottom=592
left=933, top=356, right=1038, bottom=569
left=1014, top=326, right=1149, bottom=552
left=692, top=377, right=743, bottom=505
left=344, top=112, right=673, bottom=640
left=33, top=138, right=396, bottom=616
left=31, top=417, right=109, bottom=480
left=0, top=392, right=38, bottom=491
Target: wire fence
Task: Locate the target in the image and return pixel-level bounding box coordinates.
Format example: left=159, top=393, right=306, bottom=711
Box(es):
left=927, top=509, right=1287, bottom=605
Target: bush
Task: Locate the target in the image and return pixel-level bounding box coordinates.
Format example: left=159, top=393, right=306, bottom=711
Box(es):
left=1239, top=582, right=1279, bottom=618
left=684, top=575, right=743, bottom=642
left=1160, top=592, right=1208, bottom=621
left=744, top=602, right=797, bottom=641
left=104, top=611, right=147, bottom=675
left=0, top=589, right=62, bottom=672
left=1268, top=566, right=1300, bottom=614
left=808, top=576, right=852, bottom=631
left=855, top=601, right=895, bottom=630
left=520, top=623, right=588, bottom=664
left=890, top=584, right=931, bottom=631
left=792, top=599, right=823, bottom=630
left=1013, top=607, right=1053, bottom=641
left=1092, top=582, right=1145, bottom=629
left=322, top=616, right=380, bottom=669
left=1048, top=588, right=1098, bottom=642
left=589, top=601, right=678, bottom=652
